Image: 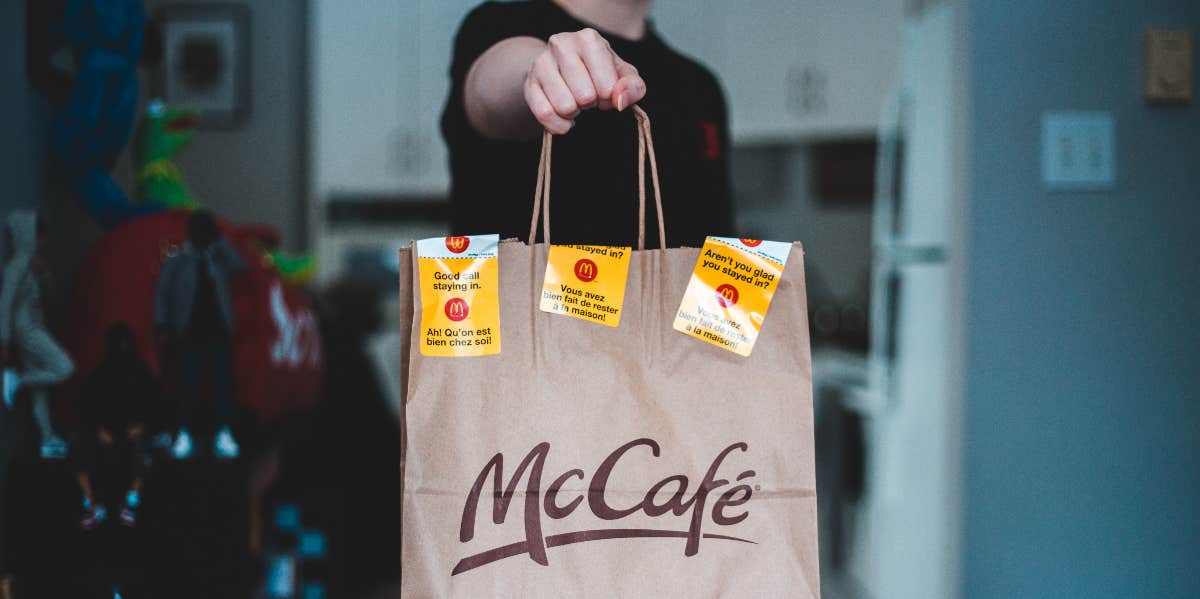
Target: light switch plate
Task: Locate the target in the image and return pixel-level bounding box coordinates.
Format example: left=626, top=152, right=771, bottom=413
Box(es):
left=1146, top=29, right=1193, bottom=104
left=1041, top=111, right=1116, bottom=191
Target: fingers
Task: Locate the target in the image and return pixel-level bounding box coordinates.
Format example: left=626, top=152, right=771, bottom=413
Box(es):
left=525, top=78, right=574, bottom=135
left=532, top=52, right=579, bottom=114
left=576, top=30, right=618, bottom=109
left=611, top=57, right=646, bottom=112
left=525, top=28, right=648, bottom=133
left=548, top=33, right=598, bottom=109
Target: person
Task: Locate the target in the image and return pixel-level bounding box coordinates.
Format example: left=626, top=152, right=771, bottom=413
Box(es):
left=0, top=210, right=74, bottom=459
left=154, top=210, right=245, bottom=460
left=75, top=323, right=157, bottom=529
left=444, top=0, right=734, bottom=248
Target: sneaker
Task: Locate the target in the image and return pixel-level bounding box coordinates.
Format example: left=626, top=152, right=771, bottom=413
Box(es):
left=1, top=369, right=17, bottom=409
left=81, top=502, right=107, bottom=531
left=171, top=429, right=194, bottom=460
left=119, top=506, right=137, bottom=527
left=213, top=427, right=240, bottom=460
left=39, top=435, right=68, bottom=460
left=119, top=490, right=140, bottom=527
left=151, top=431, right=174, bottom=450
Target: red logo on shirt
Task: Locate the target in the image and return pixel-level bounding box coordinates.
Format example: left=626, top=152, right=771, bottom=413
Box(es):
left=700, top=122, right=720, bottom=161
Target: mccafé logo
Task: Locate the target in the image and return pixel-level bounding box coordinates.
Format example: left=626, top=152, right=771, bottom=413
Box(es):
left=739, top=238, right=762, bottom=247
left=574, top=258, right=598, bottom=282
left=445, top=236, right=470, bottom=254
left=445, top=298, right=470, bottom=322
left=453, top=438, right=757, bottom=576
left=715, top=284, right=739, bottom=308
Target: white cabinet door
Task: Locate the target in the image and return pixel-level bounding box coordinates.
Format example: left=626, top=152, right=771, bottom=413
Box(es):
left=717, top=0, right=818, bottom=142
left=652, top=0, right=727, bottom=71
left=312, top=0, right=475, bottom=200
left=657, top=0, right=902, bottom=143
left=808, top=0, right=904, bottom=138
left=312, top=0, right=411, bottom=198
left=413, top=1, right=478, bottom=195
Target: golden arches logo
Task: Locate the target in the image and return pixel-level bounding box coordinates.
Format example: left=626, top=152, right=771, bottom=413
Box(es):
left=445, top=298, right=470, bottom=321
left=445, top=236, right=470, bottom=254
left=574, top=259, right=598, bottom=282
left=715, top=284, right=739, bottom=308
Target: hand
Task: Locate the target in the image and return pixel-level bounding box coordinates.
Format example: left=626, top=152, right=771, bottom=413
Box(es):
left=525, top=29, right=646, bottom=134
left=98, top=428, right=114, bottom=446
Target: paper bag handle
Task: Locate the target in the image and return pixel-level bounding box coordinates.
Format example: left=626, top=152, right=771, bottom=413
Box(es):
left=526, top=105, right=666, bottom=251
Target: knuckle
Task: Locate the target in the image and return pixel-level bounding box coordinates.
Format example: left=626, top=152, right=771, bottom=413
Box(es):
left=575, top=88, right=597, bottom=104
left=548, top=33, right=570, bottom=51
left=554, top=100, right=577, bottom=115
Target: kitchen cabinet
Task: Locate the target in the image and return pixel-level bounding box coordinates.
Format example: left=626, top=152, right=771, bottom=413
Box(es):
left=655, top=0, right=904, bottom=143
left=311, top=0, right=904, bottom=202
left=310, top=0, right=474, bottom=201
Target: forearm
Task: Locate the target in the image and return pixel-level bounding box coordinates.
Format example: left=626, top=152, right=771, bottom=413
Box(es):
left=465, top=36, right=547, bottom=141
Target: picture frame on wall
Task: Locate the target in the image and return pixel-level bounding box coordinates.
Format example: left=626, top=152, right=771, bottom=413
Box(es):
left=155, top=4, right=251, bottom=129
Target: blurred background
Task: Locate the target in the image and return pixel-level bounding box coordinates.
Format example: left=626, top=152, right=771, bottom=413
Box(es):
left=1, top=0, right=1197, bottom=597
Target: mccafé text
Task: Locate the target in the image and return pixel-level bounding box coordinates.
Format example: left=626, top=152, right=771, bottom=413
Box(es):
left=455, top=438, right=757, bottom=574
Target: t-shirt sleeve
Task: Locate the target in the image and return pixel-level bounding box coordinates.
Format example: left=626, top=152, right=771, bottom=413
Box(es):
left=442, top=2, right=537, bottom=143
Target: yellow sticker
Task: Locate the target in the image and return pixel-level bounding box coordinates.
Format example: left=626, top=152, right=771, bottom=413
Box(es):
left=539, top=245, right=632, bottom=327
left=417, top=235, right=501, bottom=357
left=673, top=237, right=792, bottom=356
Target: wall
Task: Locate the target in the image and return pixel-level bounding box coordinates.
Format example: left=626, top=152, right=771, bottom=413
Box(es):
left=964, top=2, right=1200, bottom=598
left=0, top=0, right=45, bottom=217
left=151, top=0, right=309, bottom=250
left=0, top=0, right=44, bottom=576
left=732, top=145, right=873, bottom=302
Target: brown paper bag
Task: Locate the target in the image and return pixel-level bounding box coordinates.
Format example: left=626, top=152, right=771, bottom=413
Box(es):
left=400, top=108, right=819, bottom=598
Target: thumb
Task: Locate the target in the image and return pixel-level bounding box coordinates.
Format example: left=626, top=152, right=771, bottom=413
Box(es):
left=612, top=58, right=645, bottom=111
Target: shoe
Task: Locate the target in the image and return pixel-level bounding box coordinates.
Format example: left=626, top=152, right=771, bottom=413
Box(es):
left=151, top=431, right=174, bottom=450
left=81, top=501, right=107, bottom=531
left=171, top=429, right=194, bottom=460
left=1, top=369, right=17, bottom=409
left=213, top=427, right=240, bottom=460
left=39, top=435, right=68, bottom=460
left=119, top=490, right=140, bottom=527
left=119, top=506, right=137, bottom=527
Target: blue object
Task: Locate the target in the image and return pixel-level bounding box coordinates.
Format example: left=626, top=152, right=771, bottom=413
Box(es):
left=274, top=504, right=301, bottom=532
left=49, top=0, right=161, bottom=227
left=297, top=530, right=327, bottom=559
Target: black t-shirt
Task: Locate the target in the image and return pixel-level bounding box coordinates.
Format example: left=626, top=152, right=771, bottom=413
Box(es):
left=81, top=358, right=158, bottom=433
left=443, top=0, right=734, bottom=248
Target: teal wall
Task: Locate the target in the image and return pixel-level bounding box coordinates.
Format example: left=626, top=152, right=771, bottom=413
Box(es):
left=965, top=1, right=1200, bottom=597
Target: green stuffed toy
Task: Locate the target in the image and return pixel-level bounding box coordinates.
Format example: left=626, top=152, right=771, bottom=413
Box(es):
left=135, top=99, right=318, bottom=285
left=135, top=99, right=201, bottom=209
left=265, top=251, right=317, bottom=286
